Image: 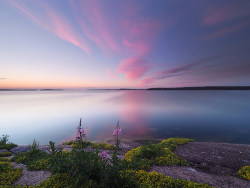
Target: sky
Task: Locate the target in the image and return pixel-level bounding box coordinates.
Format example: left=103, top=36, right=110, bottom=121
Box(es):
left=0, top=0, right=250, bottom=89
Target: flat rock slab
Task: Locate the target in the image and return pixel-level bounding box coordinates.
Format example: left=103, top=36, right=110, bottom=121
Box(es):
left=38, top=145, right=72, bottom=153
left=10, top=146, right=31, bottom=154
left=174, top=142, right=250, bottom=175
left=151, top=166, right=250, bottom=188
left=0, top=149, right=8, bottom=152
left=12, top=162, right=51, bottom=186
left=10, top=145, right=73, bottom=154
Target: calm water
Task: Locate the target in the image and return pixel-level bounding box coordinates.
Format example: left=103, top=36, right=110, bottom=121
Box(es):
left=0, top=90, right=250, bottom=145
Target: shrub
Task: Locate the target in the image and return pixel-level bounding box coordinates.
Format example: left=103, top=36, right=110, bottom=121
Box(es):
left=47, top=141, right=62, bottom=156
left=49, top=148, right=105, bottom=186
left=0, top=158, right=10, bottom=162
left=90, top=142, right=115, bottom=150
left=0, top=143, right=17, bottom=150
left=0, top=152, right=12, bottom=157
left=0, top=135, right=9, bottom=145
left=61, top=140, right=76, bottom=145
left=0, top=161, right=22, bottom=186
left=154, top=149, right=188, bottom=166
left=159, top=138, right=194, bottom=151
left=11, top=149, right=49, bottom=170
left=62, top=140, right=115, bottom=150
left=238, top=166, right=250, bottom=180
left=0, top=135, right=17, bottom=150
left=125, top=137, right=193, bottom=169
left=37, top=173, right=72, bottom=188
left=28, top=158, right=50, bottom=170
left=122, top=170, right=213, bottom=188
left=30, top=139, right=39, bottom=152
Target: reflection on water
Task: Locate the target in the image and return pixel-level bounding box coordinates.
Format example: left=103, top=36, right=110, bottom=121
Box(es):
left=0, top=90, right=250, bottom=144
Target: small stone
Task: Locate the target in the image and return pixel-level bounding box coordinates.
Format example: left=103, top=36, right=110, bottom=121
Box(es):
left=188, top=168, right=197, bottom=172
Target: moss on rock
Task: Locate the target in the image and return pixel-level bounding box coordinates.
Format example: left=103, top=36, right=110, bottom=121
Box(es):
left=0, top=161, right=22, bottom=186
left=122, top=170, right=213, bottom=188
left=238, top=166, right=250, bottom=180
left=125, top=138, right=193, bottom=168
left=0, top=152, right=12, bottom=157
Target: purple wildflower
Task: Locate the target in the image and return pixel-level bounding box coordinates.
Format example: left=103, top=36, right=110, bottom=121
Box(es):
left=100, top=151, right=107, bottom=159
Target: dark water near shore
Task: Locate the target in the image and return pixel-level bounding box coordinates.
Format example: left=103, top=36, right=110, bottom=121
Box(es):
left=0, top=90, right=250, bottom=145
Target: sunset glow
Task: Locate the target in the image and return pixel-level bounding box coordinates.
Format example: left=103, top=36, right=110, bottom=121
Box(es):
left=1, top=0, right=250, bottom=89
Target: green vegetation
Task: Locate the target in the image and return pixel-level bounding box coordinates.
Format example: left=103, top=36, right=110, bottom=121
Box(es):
left=10, top=139, right=51, bottom=170
left=0, top=161, right=22, bottom=186
left=0, top=135, right=17, bottom=150
left=1, top=121, right=211, bottom=187
left=238, top=166, right=250, bottom=180
left=0, top=152, right=12, bottom=157
left=123, top=170, right=213, bottom=188
left=0, top=158, right=10, bottom=162
left=2, top=137, right=212, bottom=188
left=125, top=138, right=193, bottom=168
left=62, top=140, right=115, bottom=150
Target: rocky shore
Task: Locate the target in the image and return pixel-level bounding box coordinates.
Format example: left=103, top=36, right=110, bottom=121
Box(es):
left=1, top=140, right=250, bottom=187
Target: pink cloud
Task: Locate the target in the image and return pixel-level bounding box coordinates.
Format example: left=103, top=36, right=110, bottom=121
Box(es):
left=123, top=39, right=149, bottom=56
left=205, top=21, right=249, bottom=39
left=115, top=5, right=163, bottom=82
left=9, top=0, right=91, bottom=55
left=117, top=57, right=150, bottom=81
left=68, top=0, right=119, bottom=53
left=139, top=77, right=157, bottom=86
left=122, top=19, right=161, bottom=55
left=203, top=2, right=250, bottom=26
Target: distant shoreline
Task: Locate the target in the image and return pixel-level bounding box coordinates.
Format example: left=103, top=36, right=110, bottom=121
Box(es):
left=147, top=86, right=250, bottom=90
left=1, top=86, right=250, bottom=91
left=0, top=89, right=63, bottom=91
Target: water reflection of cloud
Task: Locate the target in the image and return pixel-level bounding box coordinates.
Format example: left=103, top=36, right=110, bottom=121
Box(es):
left=117, top=91, right=151, bottom=137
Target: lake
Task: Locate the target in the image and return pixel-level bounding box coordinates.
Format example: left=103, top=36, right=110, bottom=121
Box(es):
left=0, top=90, right=250, bottom=145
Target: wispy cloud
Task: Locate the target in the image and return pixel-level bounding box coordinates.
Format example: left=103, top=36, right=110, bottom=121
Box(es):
left=0, top=78, right=7, bottom=80
left=117, top=57, right=150, bottom=81
left=9, top=0, right=91, bottom=54
left=68, top=0, right=119, bottom=53
left=122, top=19, right=161, bottom=55
left=140, top=56, right=219, bottom=86
left=202, top=2, right=250, bottom=26
left=115, top=3, right=163, bottom=82
left=205, top=21, right=249, bottom=39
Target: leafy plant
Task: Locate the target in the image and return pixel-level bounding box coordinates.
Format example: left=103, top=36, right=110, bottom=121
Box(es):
left=3, top=119, right=211, bottom=188
left=122, top=170, right=213, bottom=188
left=0, top=135, right=17, bottom=150
left=11, top=149, right=49, bottom=170
left=125, top=138, right=193, bottom=169
left=0, top=135, right=9, bottom=145
left=0, top=161, right=22, bottom=186
left=47, top=141, right=62, bottom=156
left=0, top=152, right=12, bottom=157
left=0, top=158, right=10, bottom=162
left=30, top=139, right=39, bottom=152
